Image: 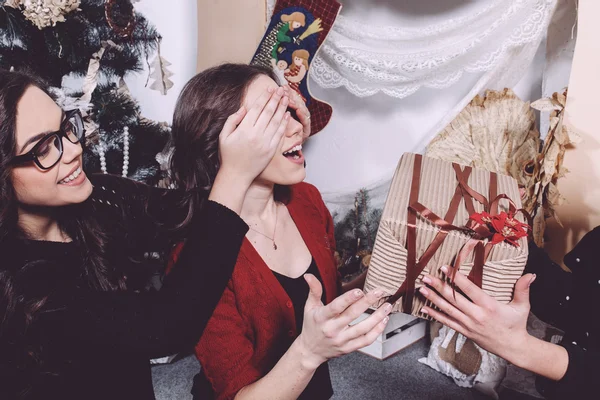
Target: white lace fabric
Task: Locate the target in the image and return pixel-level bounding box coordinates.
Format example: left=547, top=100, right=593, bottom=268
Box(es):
left=299, top=0, right=556, bottom=98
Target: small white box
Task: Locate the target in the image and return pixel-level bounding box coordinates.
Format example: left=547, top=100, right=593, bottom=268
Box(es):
left=351, top=311, right=427, bottom=360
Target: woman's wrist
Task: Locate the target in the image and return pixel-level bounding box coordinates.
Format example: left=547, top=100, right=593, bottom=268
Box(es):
left=290, top=335, right=323, bottom=372
left=507, top=334, right=569, bottom=381
left=216, top=166, right=254, bottom=188
left=503, top=332, right=539, bottom=369
left=208, top=168, right=252, bottom=214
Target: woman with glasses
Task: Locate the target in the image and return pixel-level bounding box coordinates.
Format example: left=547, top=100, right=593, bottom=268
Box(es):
left=0, top=69, right=305, bottom=400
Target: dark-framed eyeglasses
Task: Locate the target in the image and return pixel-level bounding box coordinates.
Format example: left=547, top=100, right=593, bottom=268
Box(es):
left=10, top=109, right=85, bottom=170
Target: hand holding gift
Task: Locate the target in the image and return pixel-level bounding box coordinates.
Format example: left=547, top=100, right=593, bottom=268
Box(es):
left=419, top=266, right=570, bottom=383
left=420, top=266, right=534, bottom=364
left=365, top=153, right=530, bottom=317
left=296, top=275, right=392, bottom=370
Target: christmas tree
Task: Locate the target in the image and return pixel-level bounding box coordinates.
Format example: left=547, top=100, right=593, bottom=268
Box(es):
left=0, top=0, right=172, bottom=184
left=333, top=189, right=383, bottom=281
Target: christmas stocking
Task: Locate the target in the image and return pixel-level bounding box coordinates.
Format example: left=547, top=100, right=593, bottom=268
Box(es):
left=250, top=0, right=342, bottom=135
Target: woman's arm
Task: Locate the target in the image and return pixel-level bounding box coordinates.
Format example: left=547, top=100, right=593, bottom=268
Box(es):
left=89, top=174, right=189, bottom=251
left=420, top=266, right=569, bottom=381
left=537, top=342, right=599, bottom=399
left=89, top=88, right=296, bottom=251
left=36, top=87, right=293, bottom=358
left=234, top=278, right=390, bottom=400
left=196, top=273, right=390, bottom=400
left=198, top=182, right=392, bottom=400
left=39, top=197, right=247, bottom=358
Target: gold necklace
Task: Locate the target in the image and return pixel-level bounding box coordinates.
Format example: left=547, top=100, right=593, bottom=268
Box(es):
left=248, top=204, right=278, bottom=250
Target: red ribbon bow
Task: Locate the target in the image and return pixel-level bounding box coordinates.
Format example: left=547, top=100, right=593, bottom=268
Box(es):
left=469, top=211, right=530, bottom=247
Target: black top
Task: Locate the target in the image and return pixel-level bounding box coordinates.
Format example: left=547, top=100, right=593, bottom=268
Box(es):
left=0, top=174, right=248, bottom=400
left=272, top=259, right=334, bottom=400
left=528, top=227, right=600, bottom=399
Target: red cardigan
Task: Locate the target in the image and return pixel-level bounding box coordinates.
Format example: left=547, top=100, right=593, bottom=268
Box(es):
left=170, top=182, right=338, bottom=400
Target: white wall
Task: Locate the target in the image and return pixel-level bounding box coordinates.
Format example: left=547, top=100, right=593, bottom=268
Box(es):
left=545, top=0, right=600, bottom=265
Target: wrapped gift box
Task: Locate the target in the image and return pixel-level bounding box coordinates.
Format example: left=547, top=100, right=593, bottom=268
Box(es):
left=364, top=153, right=529, bottom=318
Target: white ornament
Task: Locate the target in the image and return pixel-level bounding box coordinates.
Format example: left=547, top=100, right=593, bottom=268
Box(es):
left=98, top=126, right=130, bottom=177
left=20, top=0, right=81, bottom=30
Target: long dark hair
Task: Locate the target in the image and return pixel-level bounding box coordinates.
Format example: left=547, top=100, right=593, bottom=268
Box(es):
left=0, top=69, right=123, bottom=398
left=170, top=63, right=288, bottom=228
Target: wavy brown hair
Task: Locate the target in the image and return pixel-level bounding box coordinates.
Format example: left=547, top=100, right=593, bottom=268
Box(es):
left=170, top=63, right=289, bottom=228
left=0, top=69, right=123, bottom=398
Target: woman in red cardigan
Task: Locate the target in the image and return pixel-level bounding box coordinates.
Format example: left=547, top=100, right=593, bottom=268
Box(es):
left=168, top=64, right=391, bottom=400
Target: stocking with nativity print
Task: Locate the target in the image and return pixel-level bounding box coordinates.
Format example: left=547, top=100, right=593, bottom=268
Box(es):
left=251, top=0, right=341, bottom=135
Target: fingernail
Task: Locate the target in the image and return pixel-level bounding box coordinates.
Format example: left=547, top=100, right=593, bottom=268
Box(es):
left=422, top=276, right=432, bottom=285
left=421, top=308, right=429, bottom=315
left=384, top=303, right=392, bottom=313
left=528, top=274, right=537, bottom=287
left=354, top=289, right=363, bottom=299
left=441, top=266, right=449, bottom=274
left=373, top=290, right=384, bottom=298
left=268, top=87, right=275, bottom=93
left=282, top=96, right=289, bottom=105
left=277, top=87, right=284, bottom=95
left=419, top=287, right=429, bottom=296
left=381, top=316, right=389, bottom=325
left=284, top=112, right=290, bottom=119
left=237, top=106, right=245, bottom=114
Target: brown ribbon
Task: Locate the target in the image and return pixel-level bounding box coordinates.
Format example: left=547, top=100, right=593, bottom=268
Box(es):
left=401, top=154, right=422, bottom=312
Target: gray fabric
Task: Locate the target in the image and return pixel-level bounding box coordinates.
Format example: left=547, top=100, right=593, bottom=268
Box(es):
left=151, top=340, right=505, bottom=399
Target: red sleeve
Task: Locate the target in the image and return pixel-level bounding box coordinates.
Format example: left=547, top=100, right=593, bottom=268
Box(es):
left=195, top=281, right=261, bottom=400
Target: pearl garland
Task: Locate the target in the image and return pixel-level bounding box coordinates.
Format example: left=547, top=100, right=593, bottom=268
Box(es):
left=98, top=126, right=130, bottom=177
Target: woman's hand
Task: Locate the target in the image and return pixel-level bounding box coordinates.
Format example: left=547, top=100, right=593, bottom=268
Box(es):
left=295, top=274, right=391, bottom=370
left=420, top=266, right=569, bottom=380
left=282, top=85, right=311, bottom=140
left=218, top=86, right=290, bottom=184
left=209, top=87, right=289, bottom=213
left=419, top=266, right=534, bottom=362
